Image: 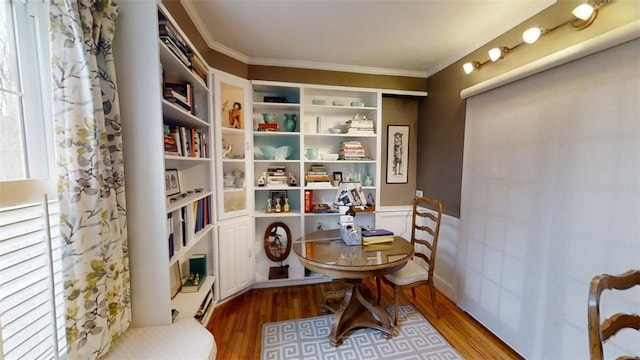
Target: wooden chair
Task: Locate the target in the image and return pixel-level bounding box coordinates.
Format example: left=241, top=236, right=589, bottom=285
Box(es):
left=377, top=197, right=443, bottom=325
left=588, top=269, right=640, bottom=360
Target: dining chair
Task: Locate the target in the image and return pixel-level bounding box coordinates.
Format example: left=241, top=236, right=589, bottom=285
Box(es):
left=377, top=196, right=443, bottom=325
left=588, top=269, right=640, bottom=360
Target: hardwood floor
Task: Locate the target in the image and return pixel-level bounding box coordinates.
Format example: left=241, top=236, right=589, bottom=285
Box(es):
left=207, top=278, right=522, bottom=359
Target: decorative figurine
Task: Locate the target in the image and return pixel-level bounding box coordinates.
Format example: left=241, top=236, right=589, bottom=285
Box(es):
left=222, top=142, right=232, bottom=159
left=275, top=198, right=281, bottom=213
left=257, top=172, right=266, bottom=187
left=284, top=197, right=290, bottom=213
left=266, top=199, right=272, bottom=213
left=288, top=171, right=297, bottom=186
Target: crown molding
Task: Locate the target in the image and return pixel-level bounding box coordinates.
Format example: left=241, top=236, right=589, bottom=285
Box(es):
left=180, top=0, right=428, bottom=79
left=248, top=58, right=429, bottom=78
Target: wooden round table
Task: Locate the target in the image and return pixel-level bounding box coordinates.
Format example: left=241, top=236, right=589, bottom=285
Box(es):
left=293, top=229, right=414, bottom=346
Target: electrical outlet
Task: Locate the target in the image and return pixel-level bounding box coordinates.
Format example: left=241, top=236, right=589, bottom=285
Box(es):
left=415, top=189, right=423, bottom=198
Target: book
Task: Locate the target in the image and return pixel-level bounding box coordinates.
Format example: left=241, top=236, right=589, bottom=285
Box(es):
left=362, top=229, right=394, bottom=237
left=362, top=235, right=394, bottom=245
left=189, top=254, right=207, bottom=278
left=169, top=126, right=182, bottom=156
left=167, top=213, right=174, bottom=259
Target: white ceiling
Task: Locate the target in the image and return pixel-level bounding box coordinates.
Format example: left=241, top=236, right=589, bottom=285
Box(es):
left=181, top=0, right=556, bottom=78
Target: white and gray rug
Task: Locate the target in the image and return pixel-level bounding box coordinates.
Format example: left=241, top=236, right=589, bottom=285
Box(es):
left=261, top=304, right=463, bottom=360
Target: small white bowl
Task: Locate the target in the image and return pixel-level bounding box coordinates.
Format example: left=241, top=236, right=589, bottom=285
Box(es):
left=322, top=153, right=339, bottom=161
left=328, top=128, right=342, bottom=134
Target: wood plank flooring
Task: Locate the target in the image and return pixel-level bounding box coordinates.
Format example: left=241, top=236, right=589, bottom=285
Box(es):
left=207, top=278, right=523, bottom=359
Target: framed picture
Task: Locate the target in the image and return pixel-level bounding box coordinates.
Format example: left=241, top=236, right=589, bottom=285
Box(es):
left=386, top=125, right=409, bottom=184
left=165, top=169, right=181, bottom=196
left=270, top=190, right=287, bottom=209
left=169, top=261, right=182, bottom=299
left=333, top=172, right=343, bottom=182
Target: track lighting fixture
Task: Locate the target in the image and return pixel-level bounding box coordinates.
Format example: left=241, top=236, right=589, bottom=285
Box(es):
left=462, top=0, right=614, bottom=75
left=571, top=2, right=599, bottom=30
left=463, top=61, right=480, bottom=74
left=488, top=47, right=509, bottom=62
left=522, top=27, right=543, bottom=44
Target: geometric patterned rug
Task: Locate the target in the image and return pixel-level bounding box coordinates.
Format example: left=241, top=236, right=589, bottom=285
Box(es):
left=261, top=304, right=464, bottom=360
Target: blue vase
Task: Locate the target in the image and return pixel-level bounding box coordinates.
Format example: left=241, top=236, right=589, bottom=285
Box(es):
left=284, top=113, right=297, bottom=132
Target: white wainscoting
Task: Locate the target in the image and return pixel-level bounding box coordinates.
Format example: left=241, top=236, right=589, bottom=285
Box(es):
left=376, top=208, right=460, bottom=301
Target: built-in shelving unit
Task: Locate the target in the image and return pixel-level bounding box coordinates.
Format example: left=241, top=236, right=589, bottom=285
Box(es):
left=114, top=1, right=217, bottom=327
left=251, top=81, right=382, bottom=285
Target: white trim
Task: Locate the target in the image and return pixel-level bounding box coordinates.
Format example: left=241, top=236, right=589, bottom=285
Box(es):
left=382, top=89, right=428, bottom=97
left=249, top=57, right=428, bottom=78
left=460, top=20, right=640, bottom=99
left=0, top=178, right=56, bottom=207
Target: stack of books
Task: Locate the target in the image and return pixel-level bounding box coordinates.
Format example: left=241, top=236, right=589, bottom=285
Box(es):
left=189, top=54, right=207, bottom=84
left=163, top=125, right=207, bottom=158
left=347, top=117, right=375, bottom=134
left=159, top=13, right=206, bottom=84
left=362, top=229, right=394, bottom=245
left=163, top=82, right=194, bottom=113
left=158, top=14, right=193, bottom=68
left=339, top=141, right=367, bottom=160
left=266, top=166, right=288, bottom=188
left=305, top=165, right=331, bottom=187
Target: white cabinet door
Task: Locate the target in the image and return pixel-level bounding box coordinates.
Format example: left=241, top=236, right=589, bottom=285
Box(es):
left=217, top=217, right=254, bottom=299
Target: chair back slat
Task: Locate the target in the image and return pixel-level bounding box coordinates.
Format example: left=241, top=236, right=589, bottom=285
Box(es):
left=410, top=197, right=442, bottom=279
left=601, top=313, right=640, bottom=341
left=588, top=269, right=640, bottom=360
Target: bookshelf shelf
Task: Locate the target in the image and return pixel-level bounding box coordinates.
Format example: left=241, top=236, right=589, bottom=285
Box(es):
left=169, top=224, right=215, bottom=267
left=166, top=191, right=213, bottom=213
left=172, top=275, right=216, bottom=321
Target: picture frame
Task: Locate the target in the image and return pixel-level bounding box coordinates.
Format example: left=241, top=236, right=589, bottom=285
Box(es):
left=165, top=169, right=181, bottom=196
left=386, top=125, right=409, bottom=184
left=333, top=172, right=343, bottom=182
left=270, top=190, right=287, bottom=209
left=169, top=260, right=182, bottom=299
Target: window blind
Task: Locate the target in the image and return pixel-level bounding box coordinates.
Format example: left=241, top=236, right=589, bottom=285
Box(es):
left=0, top=179, right=67, bottom=360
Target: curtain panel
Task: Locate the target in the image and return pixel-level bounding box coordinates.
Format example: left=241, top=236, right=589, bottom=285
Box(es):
left=50, top=0, right=130, bottom=358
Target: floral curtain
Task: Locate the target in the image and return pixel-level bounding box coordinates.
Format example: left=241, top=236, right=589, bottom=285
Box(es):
left=50, top=0, right=130, bottom=358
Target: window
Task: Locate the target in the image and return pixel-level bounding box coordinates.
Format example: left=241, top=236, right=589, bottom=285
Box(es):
left=0, top=0, right=54, bottom=181
left=0, top=1, right=66, bottom=359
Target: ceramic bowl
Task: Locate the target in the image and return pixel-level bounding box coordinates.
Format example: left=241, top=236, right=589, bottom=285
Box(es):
left=328, top=127, right=342, bottom=134
left=350, top=101, right=364, bottom=107
left=262, top=113, right=276, bottom=124
left=332, top=100, right=345, bottom=106
left=255, top=145, right=292, bottom=160
left=322, top=153, right=339, bottom=161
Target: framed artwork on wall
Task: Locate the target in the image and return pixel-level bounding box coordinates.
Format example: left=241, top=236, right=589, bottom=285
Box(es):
left=386, top=125, right=409, bottom=184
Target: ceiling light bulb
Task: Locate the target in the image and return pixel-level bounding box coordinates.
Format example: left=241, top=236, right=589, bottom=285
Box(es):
left=488, top=47, right=502, bottom=62
left=463, top=62, right=476, bottom=74
left=572, top=3, right=595, bottom=21
left=523, top=27, right=542, bottom=44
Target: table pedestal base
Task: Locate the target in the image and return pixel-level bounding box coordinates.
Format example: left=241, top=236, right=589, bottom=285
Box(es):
left=321, top=279, right=398, bottom=346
